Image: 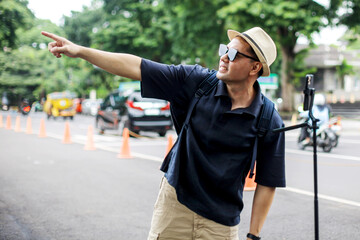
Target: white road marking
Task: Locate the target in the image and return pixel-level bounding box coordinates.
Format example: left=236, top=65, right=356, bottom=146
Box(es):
left=283, top=187, right=360, bottom=207
left=286, top=149, right=360, bottom=162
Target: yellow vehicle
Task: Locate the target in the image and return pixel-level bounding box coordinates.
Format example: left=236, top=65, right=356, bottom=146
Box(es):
left=44, top=92, right=76, bottom=120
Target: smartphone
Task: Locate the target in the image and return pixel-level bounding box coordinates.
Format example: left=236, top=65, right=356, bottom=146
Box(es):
left=303, top=74, right=313, bottom=111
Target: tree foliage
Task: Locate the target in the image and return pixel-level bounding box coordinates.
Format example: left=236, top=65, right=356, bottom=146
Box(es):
left=0, top=0, right=34, bottom=49
left=163, top=0, right=227, bottom=68
left=336, top=59, right=355, bottom=88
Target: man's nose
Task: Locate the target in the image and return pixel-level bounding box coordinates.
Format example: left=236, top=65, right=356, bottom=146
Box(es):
left=220, top=53, right=229, bottom=62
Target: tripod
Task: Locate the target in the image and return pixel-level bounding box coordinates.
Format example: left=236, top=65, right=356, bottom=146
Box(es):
left=273, top=74, right=320, bottom=240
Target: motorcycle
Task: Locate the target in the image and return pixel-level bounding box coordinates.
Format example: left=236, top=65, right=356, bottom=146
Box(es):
left=19, top=99, right=31, bottom=115
left=1, top=94, right=9, bottom=111
left=297, top=119, right=339, bottom=153
left=1, top=104, right=9, bottom=111
left=328, top=116, right=342, bottom=147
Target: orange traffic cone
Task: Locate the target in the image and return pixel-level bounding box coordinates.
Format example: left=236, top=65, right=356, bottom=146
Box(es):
left=62, top=121, right=72, bottom=144
left=117, top=128, right=132, bottom=158
left=14, top=116, right=21, bottom=132
left=25, top=116, right=32, bottom=134
left=38, top=118, right=47, bottom=138
left=5, top=115, right=11, bottom=130
left=165, top=134, right=174, bottom=155
left=244, top=164, right=257, bottom=191
left=84, top=125, right=96, bottom=150
left=0, top=115, right=3, bottom=128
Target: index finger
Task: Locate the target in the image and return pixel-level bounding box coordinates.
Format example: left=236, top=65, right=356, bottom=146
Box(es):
left=41, top=31, right=62, bottom=41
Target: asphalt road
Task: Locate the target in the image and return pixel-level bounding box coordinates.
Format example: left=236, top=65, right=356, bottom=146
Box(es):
left=1, top=111, right=360, bottom=239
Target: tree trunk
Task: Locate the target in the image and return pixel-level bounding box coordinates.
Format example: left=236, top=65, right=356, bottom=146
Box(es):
left=280, top=46, right=295, bottom=112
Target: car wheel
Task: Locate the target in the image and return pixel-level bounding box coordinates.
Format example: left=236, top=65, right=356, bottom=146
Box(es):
left=158, top=131, right=167, bottom=137
left=322, top=134, right=332, bottom=153
left=297, top=135, right=306, bottom=150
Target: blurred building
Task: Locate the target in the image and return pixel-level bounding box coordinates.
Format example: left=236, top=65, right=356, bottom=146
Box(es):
left=295, top=44, right=360, bottom=117
left=304, top=45, right=360, bottom=94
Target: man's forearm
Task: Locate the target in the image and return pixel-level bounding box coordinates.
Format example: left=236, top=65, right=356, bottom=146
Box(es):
left=248, top=184, right=276, bottom=238
left=78, top=46, right=142, bottom=80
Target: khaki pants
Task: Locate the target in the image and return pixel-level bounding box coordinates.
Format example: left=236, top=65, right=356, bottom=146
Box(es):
left=148, top=177, right=239, bottom=240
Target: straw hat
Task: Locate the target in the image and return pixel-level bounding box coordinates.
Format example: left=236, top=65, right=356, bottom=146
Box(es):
left=227, top=27, right=276, bottom=76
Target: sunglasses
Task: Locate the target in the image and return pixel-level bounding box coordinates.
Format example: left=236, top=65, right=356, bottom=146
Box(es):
left=218, top=44, right=259, bottom=62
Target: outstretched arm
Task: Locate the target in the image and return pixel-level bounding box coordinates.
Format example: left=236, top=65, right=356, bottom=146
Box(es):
left=41, top=31, right=142, bottom=80
left=247, top=184, right=276, bottom=239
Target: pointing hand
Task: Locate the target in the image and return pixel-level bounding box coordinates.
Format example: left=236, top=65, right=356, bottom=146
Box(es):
left=41, top=31, right=80, bottom=58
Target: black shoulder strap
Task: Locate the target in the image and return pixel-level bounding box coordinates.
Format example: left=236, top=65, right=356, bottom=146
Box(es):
left=257, top=95, right=275, bottom=137
left=195, top=70, right=219, bottom=97
left=183, top=71, right=219, bottom=125
left=161, top=71, right=218, bottom=172
left=249, top=94, right=275, bottom=178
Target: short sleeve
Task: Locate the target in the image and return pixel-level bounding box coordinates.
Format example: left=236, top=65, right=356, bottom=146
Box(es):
left=140, top=59, right=208, bottom=102
left=255, top=111, right=286, bottom=187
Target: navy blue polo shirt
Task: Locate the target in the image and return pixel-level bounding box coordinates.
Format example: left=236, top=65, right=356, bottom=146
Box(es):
left=141, top=59, right=285, bottom=226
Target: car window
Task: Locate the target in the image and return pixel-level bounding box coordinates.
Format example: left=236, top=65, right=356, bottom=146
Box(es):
left=102, top=96, right=110, bottom=107
left=113, top=93, right=127, bottom=108
left=130, top=92, right=165, bottom=103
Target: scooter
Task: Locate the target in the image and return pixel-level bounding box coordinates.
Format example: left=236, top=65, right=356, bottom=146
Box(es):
left=19, top=100, right=31, bottom=115
left=297, top=121, right=337, bottom=152
left=328, top=117, right=342, bottom=147
left=1, top=104, right=9, bottom=111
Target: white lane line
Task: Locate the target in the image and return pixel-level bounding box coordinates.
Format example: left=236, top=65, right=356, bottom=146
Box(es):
left=340, top=139, right=360, bottom=144
left=285, top=148, right=360, bottom=162
left=46, top=132, right=165, bottom=162
left=95, top=144, right=164, bottom=162
left=283, top=187, right=360, bottom=207
left=286, top=138, right=360, bottom=144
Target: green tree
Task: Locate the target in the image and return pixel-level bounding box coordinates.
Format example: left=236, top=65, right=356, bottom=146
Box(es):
left=329, top=0, right=360, bottom=50
left=0, top=18, right=70, bottom=103
left=0, top=0, right=34, bottom=49
left=97, top=0, right=171, bottom=62
left=163, top=0, right=227, bottom=68
left=0, top=45, right=68, bottom=103
left=62, top=2, right=109, bottom=98
left=329, top=0, right=360, bottom=30
left=17, top=18, right=64, bottom=48
left=336, top=59, right=354, bottom=88
left=63, top=0, right=173, bottom=97
left=218, top=0, right=327, bottom=111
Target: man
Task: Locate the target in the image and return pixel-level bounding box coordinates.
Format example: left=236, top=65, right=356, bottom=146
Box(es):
left=42, top=26, right=285, bottom=240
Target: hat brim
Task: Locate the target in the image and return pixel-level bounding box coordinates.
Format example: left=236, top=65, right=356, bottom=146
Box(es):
left=227, top=30, right=270, bottom=77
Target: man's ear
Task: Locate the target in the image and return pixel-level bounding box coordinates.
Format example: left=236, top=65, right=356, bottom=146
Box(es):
left=250, top=62, right=263, bottom=76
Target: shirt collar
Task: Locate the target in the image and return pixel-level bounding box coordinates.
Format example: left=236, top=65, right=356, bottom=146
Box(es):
left=215, top=80, right=263, bottom=117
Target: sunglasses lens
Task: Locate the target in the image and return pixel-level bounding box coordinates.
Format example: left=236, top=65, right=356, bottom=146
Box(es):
left=228, top=48, right=237, bottom=61
left=219, top=44, right=227, bottom=57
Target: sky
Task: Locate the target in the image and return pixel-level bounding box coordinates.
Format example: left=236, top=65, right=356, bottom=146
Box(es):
left=27, top=0, right=93, bottom=26
left=27, top=0, right=347, bottom=45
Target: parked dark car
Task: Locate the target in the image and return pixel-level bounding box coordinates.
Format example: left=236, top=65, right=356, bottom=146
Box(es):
left=96, top=90, right=173, bottom=136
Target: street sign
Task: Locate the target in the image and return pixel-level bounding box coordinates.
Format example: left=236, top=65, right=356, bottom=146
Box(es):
left=258, top=73, right=279, bottom=89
